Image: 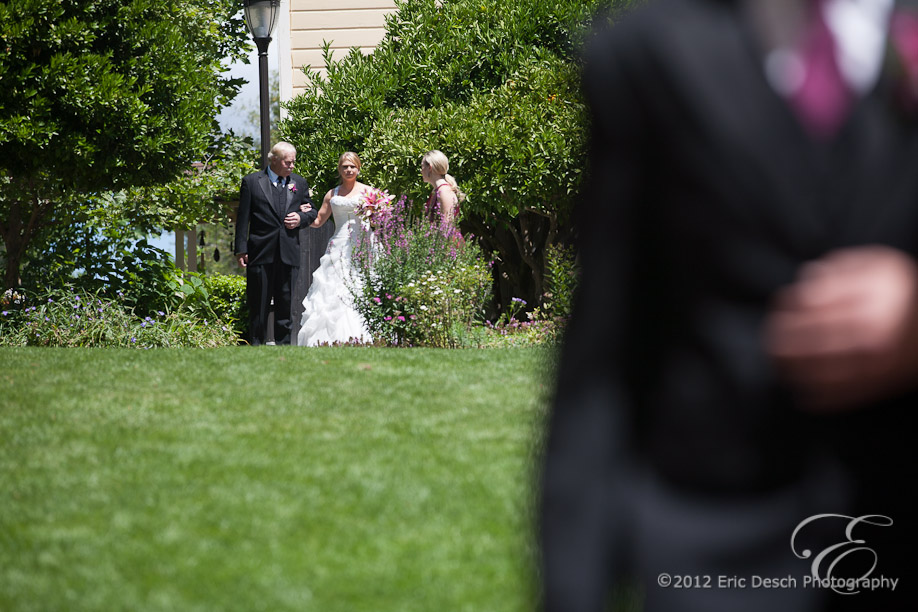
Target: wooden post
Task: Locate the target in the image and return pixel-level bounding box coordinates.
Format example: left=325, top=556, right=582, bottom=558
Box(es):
left=175, top=231, right=186, bottom=271
left=187, top=227, right=197, bottom=272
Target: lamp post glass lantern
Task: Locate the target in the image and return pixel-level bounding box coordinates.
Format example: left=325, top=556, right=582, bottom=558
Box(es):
left=244, top=0, right=280, bottom=40
left=244, top=0, right=281, bottom=168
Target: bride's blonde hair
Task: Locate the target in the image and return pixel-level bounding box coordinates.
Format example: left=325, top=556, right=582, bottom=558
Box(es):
left=423, top=150, right=465, bottom=202
left=338, top=151, right=362, bottom=171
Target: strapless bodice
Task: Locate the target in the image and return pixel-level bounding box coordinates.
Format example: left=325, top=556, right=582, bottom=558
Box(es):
left=330, top=195, right=362, bottom=234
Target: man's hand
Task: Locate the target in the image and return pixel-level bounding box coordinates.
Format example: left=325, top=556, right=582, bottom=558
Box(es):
left=284, top=212, right=301, bottom=229
left=237, top=253, right=248, bottom=268
left=765, top=246, right=918, bottom=410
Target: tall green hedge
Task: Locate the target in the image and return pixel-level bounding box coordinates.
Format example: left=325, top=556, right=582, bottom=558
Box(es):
left=0, top=0, right=248, bottom=288
left=281, top=0, right=627, bottom=309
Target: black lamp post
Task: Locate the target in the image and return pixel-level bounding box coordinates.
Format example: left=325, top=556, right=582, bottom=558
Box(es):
left=243, top=0, right=281, bottom=169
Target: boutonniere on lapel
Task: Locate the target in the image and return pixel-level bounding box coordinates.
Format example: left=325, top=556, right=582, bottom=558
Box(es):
left=888, top=8, right=918, bottom=114
left=288, top=182, right=297, bottom=194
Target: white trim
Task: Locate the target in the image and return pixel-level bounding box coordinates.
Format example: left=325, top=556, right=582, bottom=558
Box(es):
left=277, top=0, right=294, bottom=116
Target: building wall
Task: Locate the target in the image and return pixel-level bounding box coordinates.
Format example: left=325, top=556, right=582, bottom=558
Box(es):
left=279, top=0, right=397, bottom=107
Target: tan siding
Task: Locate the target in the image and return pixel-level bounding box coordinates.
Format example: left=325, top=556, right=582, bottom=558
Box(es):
left=295, top=0, right=394, bottom=9
left=291, top=27, right=387, bottom=50
left=291, top=9, right=396, bottom=30
left=287, top=0, right=396, bottom=95
left=291, top=47, right=375, bottom=75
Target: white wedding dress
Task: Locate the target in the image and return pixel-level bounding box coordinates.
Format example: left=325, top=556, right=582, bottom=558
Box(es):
left=296, top=187, right=372, bottom=346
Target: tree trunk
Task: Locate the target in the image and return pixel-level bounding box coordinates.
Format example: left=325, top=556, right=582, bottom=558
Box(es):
left=4, top=249, right=23, bottom=289
left=1, top=189, right=55, bottom=289
left=463, top=209, right=572, bottom=316
left=1, top=200, right=26, bottom=288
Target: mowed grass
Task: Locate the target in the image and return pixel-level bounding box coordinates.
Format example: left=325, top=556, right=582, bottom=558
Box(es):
left=0, top=346, right=551, bottom=612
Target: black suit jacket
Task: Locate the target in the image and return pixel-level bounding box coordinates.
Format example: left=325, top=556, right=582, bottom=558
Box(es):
left=234, top=169, right=317, bottom=267
left=541, top=0, right=918, bottom=609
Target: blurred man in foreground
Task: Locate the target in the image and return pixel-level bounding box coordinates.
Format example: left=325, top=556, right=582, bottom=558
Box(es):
left=541, top=1, right=917, bottom=610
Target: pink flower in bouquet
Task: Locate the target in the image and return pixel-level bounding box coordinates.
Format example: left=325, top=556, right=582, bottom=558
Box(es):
left=356, top=188, right=395, bottom=224
left=890, top=9, right=918, bottom=113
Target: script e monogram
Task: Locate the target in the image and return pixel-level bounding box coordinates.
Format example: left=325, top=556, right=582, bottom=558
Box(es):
left=790, top=514, right=893, bottom=594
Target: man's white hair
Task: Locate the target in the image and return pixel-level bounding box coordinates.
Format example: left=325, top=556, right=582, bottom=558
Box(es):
left=268, top=141, right=296, bottom=162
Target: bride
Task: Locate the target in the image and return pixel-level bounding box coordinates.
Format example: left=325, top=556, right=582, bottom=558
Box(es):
left=296, top=152, right=373, bottom=346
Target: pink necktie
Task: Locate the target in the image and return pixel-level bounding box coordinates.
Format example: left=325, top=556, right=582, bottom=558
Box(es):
left=791, top=0, right=851, bottom=139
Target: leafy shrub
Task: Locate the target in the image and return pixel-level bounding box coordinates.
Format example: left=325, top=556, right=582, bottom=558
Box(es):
left=11, top=217, right=251, bottom=343
left=0, top=0, right=249, bottom=288
left=397, top=264, right=493, bottom=347
left=542, top=242, right=579, bottom=320
left=0, top=288, right=26, bottom=340
left=0, top=288, right=237, bottom=348
left=470, top=295, right=566, bottom=347
left=167, top=272, right=212, bottom=316
left=163, top=272, right=249, bottom=341
left=21, top=221, right=183, bottom=317
left=202, top=273, right=248, bottom=339
left=481, top=316, right=566, bottom=347
left=468, top=243, right=578, bottom=347
left=352, top=197, right=492, bottom=347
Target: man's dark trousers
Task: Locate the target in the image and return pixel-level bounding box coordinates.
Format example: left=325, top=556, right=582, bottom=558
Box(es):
left=247, top=242, right=298, bottom=345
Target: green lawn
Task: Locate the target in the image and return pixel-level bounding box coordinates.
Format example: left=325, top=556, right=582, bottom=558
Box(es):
left=0, top=346, right=551, bottom=612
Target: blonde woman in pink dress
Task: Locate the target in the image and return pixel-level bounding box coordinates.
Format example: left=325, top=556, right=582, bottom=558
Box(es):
left=421, top=150, right=464, bottom=227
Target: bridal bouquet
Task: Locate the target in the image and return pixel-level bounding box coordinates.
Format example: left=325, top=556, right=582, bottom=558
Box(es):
left=356, top=188, right=395, bottom=225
